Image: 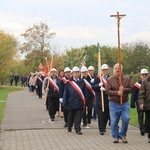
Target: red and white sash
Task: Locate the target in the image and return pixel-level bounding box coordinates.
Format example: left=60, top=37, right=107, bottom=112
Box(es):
left=68, top=80, right=86, bottom=105
left=83, top=79, right=96, bottom=102
left=83, top=79, right=95, bottom=96
left=102, top=77, right=107, bottom=87
left=49, top=77, right=59, bottom=92
left=37, top=77, right=43, bottom=83
left=134, top=82, right=141, bottom=89
left=97, top=75, right=107, bottom=87
left=61, top=77, right=68, bottom=84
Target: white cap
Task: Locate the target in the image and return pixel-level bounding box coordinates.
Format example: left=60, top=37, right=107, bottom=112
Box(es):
left=88, top=66, right=95, bottom=71
left=72, top=66, right=80, bottom=72
left=64, top=67, right=71, bottom=72
left=81, top=66, right=88, bottom=72
left=101, top=64, right=109, bottom=69
left=50, top=68, right=57, bottom=72
left=140, top=68, right=148, bottom=74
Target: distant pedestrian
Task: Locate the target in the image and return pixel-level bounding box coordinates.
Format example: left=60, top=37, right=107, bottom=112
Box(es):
left=9, top=73, right=14, bottom=86
left=14, top=74, right=19, bottom=86
left=20, top=75, right=26, bottom=87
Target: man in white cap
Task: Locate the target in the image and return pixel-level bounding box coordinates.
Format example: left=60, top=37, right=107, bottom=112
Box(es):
left=80, top=66, right=95, bottom=128
left=44, top=68, right=61, bottom=121
left=92, top=64, right=110, bottom=135
left=59, top=67, right=71, bottom=127
left=63, top=66, right=86, bottom=135
left=88, top=65, right=98, bottom=121
left=138, top=69, right=150, bottom=143
left=131, top=68, right=149, bottom=135
left=88, top=66, right=95, bottom=78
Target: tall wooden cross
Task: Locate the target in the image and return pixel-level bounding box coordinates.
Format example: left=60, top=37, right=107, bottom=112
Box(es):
left=110, top=12, right=126, bottom=104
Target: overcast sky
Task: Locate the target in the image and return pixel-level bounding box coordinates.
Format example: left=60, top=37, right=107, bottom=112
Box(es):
left=0, top=0, right=150, bottom=52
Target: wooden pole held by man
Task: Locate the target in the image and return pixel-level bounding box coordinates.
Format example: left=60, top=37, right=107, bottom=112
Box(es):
left=110, top=12, right=126, bottom=104
left=44, top=55, right=54, bottom=104
left=98, top=47, right=105, bottom=112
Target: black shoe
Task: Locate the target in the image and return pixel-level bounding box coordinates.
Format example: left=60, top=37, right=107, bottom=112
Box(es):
left=51, top=118, right=54, bottom=121
left=140, top=131, right=145, bottom=136
left=104, top=129, right=106, bottom=132
left=76, top=131, right=82, bottom=135
left=100, top=132, right=104, bottom=135
left=88, top=119, right=91, bottom=124
left=64, top=123, right=68, bottom=127
left=67, top=128, right=72, bottom=132
left=83, top=124, right=87, bottom=127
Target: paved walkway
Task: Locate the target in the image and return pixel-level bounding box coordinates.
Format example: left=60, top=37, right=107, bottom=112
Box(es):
left=0, top=88, right=149, bottom=150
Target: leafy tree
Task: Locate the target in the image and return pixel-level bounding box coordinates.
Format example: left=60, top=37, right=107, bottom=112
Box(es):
left=20, top=22, right=56, bottom=69
left=64, top=47, right=85, bottom=69
left=0, top=30, right=18, bottom=84
left=122, top=41, right=150, bottom=74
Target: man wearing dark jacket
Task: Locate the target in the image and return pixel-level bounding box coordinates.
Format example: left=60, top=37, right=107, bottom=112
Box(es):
left=81, top=66, right=95, bottom=128
left=59, top=67, right=71, bottom=127
left=36, top=72, right=44, bottom=99
left=138, top=72, right=150, bottom=143
left=63, top=66, right=86, bottom=135
left=92, top=64, right=110, bottom=135
left=45, top=68, right=60, bottom=121
left=131, top=68, right=149, bottom=135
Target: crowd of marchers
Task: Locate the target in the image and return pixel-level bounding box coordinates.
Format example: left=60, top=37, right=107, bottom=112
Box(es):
left=26, top=64, right=150, bottom=144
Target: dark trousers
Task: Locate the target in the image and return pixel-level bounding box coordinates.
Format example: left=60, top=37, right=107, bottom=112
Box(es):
left=83, top=104, right=93, bottom=125
left=97, top=107, right=110, bottom=132
left=29, top=85, right=34, bottom=92
left=38, top=85, right=42, bottom=98
left=137, top=110, right=145, bottom=132
left=10, top=79, right=13, bottom=86
left=92, top=103, right=98, bottom=119
left=145, top=110, right=150, bottom=138
left=68, top=109, right=82, bottom=132
left=48, top=97, right=59, bottom=119
left=63, top=107, right=68, bottom=123
left=15, top=81, right=18, bottom=86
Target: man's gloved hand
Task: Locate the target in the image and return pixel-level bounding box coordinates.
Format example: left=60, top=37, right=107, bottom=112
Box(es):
left=130, top=103, right=135, bottom=108
left=99, top=82, right=103, bottom=87
left=59, top=98, right=63, bottom=103
left=90, top=79, right=94, bottom=83
left=100, top=87, right=105, bottom=91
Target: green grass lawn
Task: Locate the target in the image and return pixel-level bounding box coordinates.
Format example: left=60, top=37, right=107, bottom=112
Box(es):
left=129, top=93, right=139, bottom=127
left=0, top=86, right=23, bottom=125
left=130, top=108, right=139, bottom=127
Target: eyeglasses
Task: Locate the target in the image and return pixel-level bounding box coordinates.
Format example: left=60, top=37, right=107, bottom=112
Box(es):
left=141, top=74, right=148, bottom=76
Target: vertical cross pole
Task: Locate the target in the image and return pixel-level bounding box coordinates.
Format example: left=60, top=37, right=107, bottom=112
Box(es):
left=110, top=12, right=126, bottom=104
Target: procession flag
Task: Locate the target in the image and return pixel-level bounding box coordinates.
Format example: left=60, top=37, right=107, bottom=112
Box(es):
left=50, top=55, right=55, bottom=68
left=44, top=58, right=50, bottom=77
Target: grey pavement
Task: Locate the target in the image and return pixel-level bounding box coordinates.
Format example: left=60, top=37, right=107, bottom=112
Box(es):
left=0, top=87, right=149, bottom=150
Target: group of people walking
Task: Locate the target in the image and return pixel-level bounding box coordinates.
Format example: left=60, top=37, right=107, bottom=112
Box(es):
left=9, top=74, right=28, bottom=87
left=27, top=63, right=150, bottom=144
